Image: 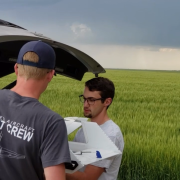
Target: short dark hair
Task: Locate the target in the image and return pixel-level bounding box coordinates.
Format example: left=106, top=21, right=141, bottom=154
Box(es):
left=85, top=77, right=115, bottom=106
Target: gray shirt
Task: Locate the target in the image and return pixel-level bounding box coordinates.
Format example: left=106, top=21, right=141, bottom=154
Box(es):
left=74, top=120, right=124, bottom=180
left=0, top=90, right=71, bottom=180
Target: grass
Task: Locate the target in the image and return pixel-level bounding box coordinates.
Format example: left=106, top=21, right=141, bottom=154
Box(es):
left=0, top=69, right=179, bottom=180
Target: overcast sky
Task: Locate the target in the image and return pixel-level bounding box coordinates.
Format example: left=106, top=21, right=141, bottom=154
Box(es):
left=1, top=0, right=180, bottom=70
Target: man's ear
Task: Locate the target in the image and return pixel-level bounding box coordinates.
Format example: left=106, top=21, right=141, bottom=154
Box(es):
left=14, top=63, right=18, bottom=75
left=47, top=70, right=55, bottom=82
left=104, top=98, right=112, bottom=107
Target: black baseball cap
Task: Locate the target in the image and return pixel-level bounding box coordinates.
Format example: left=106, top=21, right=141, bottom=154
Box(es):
left=17, top=41, right=56, bottom=74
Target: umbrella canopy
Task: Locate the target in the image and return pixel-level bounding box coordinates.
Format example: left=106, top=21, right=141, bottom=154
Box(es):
left=0, top=19, right=105, bottom=89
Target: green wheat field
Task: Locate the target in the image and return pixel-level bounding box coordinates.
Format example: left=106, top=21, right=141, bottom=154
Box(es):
left=0, top=69, right=179, bottom=180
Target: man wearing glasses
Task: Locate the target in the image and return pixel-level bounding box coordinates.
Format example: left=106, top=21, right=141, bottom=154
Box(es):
left=66, top=77, right=124, bottom=180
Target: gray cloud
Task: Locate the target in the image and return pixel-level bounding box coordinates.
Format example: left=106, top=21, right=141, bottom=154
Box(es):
left=0, top=0, right=60, bottom=8
left=1, top=0, right=180, bottom=47
left=59, top=0, right=180, bottom=47
left=82, top=0, right=180, bottom=47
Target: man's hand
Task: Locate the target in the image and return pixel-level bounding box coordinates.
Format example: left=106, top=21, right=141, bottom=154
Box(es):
left=44, top=164, right=65, bottom=180
left=66, top=165, right=105, bottom=180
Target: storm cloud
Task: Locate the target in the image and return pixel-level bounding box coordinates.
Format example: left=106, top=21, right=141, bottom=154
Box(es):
left=1, top=0, right=180, bottom=48
left=1, top=0, right=180, bottom=70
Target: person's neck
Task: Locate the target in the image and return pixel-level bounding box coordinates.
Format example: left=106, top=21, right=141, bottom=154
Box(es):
left=11, top=78, right=45, bottom=100
left=90, top=110, right=110, bottom=125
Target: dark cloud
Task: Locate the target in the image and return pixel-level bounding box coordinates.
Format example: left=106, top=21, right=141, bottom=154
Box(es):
left=1, top=0, right=180, bottom=47
left=54, top=0, right=180, bottom=47
left=0, top=0, right=60, bottom=8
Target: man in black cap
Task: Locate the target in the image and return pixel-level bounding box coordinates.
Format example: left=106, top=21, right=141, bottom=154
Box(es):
left=0, top=41, right=71, bottom=180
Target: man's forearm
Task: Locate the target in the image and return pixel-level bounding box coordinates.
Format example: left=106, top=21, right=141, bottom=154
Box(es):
left=66, top=171, right=87, bottom=180
left=44, top=164, right=65, bottom=180
left=66, top=165, right=104, bottom=180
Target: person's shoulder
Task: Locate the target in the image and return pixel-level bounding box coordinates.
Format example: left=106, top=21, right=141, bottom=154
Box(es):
left=38, top=103, right=63, bottom=120
left=0, top=89, right=9, bottom=97
left=102, top=120, right=122, bottom=137
left=103, top=120, right=124, bottom=152
left=0, top=90, right=14, bottom=102
left=30, top=101, right=64, bottom=126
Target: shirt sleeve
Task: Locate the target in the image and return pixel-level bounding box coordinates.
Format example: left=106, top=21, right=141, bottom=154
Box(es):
left=73, top=129, right=80, bottom=142
left=91, top=157, right=115, bottom=169
left=73, top=128, right=86, bottom=143
left=40, top=118, right=71, bottom=168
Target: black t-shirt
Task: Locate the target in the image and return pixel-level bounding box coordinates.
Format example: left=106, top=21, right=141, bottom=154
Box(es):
left=0, top=90, right=71, bottom=180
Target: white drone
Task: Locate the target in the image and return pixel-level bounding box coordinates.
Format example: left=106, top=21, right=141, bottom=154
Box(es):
left=64, top=117, right=122, bottom=173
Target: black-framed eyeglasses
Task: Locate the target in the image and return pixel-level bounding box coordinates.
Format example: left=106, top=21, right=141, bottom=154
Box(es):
left=79, top=95, right=103, bottom=105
